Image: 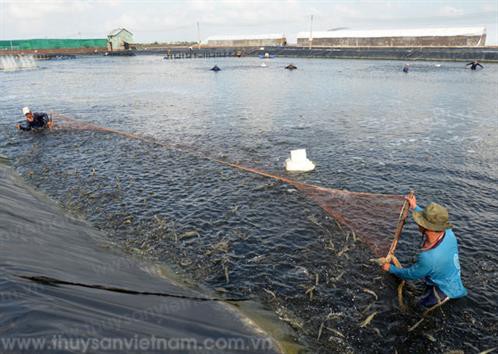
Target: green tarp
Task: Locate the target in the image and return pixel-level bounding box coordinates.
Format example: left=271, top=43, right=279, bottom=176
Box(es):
left=0, top=39, right=107, bottom=50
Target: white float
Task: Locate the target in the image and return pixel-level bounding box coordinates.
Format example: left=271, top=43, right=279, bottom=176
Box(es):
left=285, top=149, right=315, bottom=172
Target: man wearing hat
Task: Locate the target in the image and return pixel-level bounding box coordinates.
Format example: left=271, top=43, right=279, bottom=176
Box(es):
left=382, top=194, right=467, bottom=307
left=16, top=107, right=53, bottom=131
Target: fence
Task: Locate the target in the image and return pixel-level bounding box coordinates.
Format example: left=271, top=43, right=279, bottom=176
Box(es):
left=0, top=39, right=107, bottom=51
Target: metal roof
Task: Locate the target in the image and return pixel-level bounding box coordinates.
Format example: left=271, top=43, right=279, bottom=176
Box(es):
left=108, top=28, right=133, bottom=37
left=297, top=27, right=486, bottom=39
left=206, top=34, right=286, bottom=41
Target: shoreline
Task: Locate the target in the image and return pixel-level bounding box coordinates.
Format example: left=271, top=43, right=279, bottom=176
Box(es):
left=1, top=45, right=498, bottom=62
left=0, top=161, right=291, bottom=354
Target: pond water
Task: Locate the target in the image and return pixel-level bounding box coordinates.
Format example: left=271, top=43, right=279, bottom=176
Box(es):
left=1, top=55, right=497, bottom=353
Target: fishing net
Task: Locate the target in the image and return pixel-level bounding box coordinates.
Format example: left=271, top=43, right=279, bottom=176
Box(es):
left=52, top=113, right=409, bottom=258
left=295, top=184, right=405, bottom=257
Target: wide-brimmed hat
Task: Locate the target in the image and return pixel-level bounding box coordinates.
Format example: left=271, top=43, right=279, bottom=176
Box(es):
left=413, top=203, right=452, bottom=231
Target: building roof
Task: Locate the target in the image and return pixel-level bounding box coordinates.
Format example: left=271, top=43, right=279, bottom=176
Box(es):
left=108, top=28, right=133, bottom=37
left=297, top=27, right=486, bottom=39
left=206, top=34, right=286, bottom=41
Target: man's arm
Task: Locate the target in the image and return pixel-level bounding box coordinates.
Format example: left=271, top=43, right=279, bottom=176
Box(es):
left=17, top=123, right=31, bottom=131
left=389, top=253, right=431, bottom=280
left=477, top=63, right=483, bottom=68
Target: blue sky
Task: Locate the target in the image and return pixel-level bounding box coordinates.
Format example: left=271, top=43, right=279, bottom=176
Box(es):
left=1, top=0, right=497, bottom=44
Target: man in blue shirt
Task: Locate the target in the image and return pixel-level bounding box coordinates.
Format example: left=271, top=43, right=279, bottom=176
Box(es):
left=382, top=194, right=467, bottom=307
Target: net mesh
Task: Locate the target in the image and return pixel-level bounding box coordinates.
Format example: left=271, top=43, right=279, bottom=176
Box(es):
left=296, top=184, right=404, bottom=256
left=52, top=114, right=406, bottom=257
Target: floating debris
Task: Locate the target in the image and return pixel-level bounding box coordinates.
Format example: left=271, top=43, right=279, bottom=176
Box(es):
left=307, top=215, right=321, bottom=228
left=326, top=312, right=344, bottom=321
left=333, top=219, right=344, bottom=232
left=180, top=259, right=192, bottom=267
left=263, top=288, right=277, bottom=299
left=326, top=327, right=345, bottom=338
left=221, top=259, right=230, bottom=284
left=248, top=255, right=265, bottom=263
left=372, top=327, right=381, bottom=337
left=178, top=230, right=200, bottom=240
left=370, top=257, right=389, bottom=266
left=153, top=214, right=167, bottom=227
left=171, top=222, right=178, bottom=243
left=275, top=306, right=304, bottom=330
left=304, top=285, right=316, bottom=301
left=337, top=245, right=350, bottom=257
left=361, top=303, right=373, bottom=315
left=318, top=310, right=346, bottom=341
left=424, top=333, right=436, bottom=342
left=325, top=240, right=335, bottom=251
left=290, top=266, right=310, bottom=278
left=360, top=311, right=378, bottom=328
left=363, top=288, right=378, bottom=300
left=317, top=321, right=325, bottom=340
left=331, top=271, right=345, bottom=283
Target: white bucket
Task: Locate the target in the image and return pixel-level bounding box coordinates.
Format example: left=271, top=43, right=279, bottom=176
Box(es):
left=285, top=149, right=315, bottom=172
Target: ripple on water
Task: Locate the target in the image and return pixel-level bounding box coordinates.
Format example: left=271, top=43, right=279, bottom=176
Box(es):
left=1, top=57, right=497, bottom=352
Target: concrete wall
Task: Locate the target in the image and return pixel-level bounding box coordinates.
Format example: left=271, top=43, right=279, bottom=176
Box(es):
left=270, top=46, right=498, bottom=61
left=159, top=46, right=498, bottom=62
left=297, top=35, right=486, bottom=47
left=207, top=38, right=286, bottom=47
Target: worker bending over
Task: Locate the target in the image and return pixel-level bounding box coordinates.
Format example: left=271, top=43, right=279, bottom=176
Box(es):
left=383, top=194, right=467, bottom=307
left=16, top=107, right=53, bottom=131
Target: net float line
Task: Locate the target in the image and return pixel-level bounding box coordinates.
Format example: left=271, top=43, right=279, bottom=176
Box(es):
left=52, top=113, right=408, bottom=261
left=52, top=113, right=402, bottom=197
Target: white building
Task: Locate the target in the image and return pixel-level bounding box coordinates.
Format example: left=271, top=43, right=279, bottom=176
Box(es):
left=204, top=34, right=287, bottom=47
left=107, top=28, right=134, bottom=51
left=296, top=27, right=486, bottom=47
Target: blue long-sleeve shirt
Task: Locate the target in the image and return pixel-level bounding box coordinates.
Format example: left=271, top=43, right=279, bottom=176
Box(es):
left=389, top=206, right=467, bottom=299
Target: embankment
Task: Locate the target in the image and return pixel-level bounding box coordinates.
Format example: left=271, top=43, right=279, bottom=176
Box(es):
left=2, top=45, right=498, bottom=62
left=0, top=161, right=280, bottom=353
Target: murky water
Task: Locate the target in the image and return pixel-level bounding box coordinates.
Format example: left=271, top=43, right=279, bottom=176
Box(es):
left=0, top=162, right=282, bottom=354
left=1, top=56, right=497, bottom=353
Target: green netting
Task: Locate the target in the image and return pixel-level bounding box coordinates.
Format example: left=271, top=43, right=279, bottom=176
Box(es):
left=0, top=39, right=107, bottom=51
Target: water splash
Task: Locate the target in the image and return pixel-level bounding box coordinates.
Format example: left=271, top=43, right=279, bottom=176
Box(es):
left=0, top=55, right=37, bottom=72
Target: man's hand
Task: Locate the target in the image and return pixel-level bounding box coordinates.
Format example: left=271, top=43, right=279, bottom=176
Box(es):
left=405, top=193, right=417, bottom=210
left=382, top=262, right=390, bottom=272
left=16, top=124, right=20, bottom=130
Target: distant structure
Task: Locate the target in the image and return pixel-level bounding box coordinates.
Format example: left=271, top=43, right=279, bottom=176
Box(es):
left=205, top=34, right=287, bottom=47
left=0, top=38, right=107, bottom=51
left=297, top=27, right=486, bottom=47
left=107, top=28, right=134, bottom=51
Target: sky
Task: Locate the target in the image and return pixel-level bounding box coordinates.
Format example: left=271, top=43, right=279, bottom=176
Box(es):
left=1, top=0, right=497, bottom=45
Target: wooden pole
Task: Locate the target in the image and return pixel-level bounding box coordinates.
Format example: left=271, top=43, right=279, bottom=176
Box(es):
left=197, top=22, right=201, bottom=50
left=309, top=15, right=313, bottom=50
